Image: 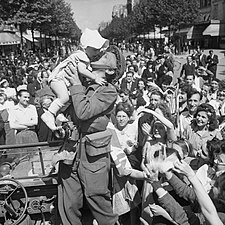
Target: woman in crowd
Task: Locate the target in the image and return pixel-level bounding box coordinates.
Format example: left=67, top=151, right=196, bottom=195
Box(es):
left=140, top=103, right=176, bottom=170
left=108, top=102, right=148, bottom=225
left=209, top=88, right=225, bottom=117
left=136, top=78, right=149, bottom=105
left=139, top=102, right=177, bottom=224
left=183, top=103, right=222, bottom=159
left=108, top=102, right=140, bottom=168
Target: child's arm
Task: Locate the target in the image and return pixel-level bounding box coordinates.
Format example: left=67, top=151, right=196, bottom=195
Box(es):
left=77, top=62, right=105, bottom=85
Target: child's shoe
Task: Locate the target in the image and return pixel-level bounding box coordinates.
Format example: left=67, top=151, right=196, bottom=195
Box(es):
left=56, top=113, right=69, bottom=125
left=41, top=111, right=57, bottom=131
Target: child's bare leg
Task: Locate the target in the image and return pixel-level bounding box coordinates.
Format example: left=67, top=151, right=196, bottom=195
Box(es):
left=41, top=80, right=69, bottom=131
left=49, top=80, right=70, bottom=115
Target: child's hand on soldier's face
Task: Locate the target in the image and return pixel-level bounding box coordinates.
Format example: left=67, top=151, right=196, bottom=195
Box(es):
left=94, top=74, right=106, bottom=86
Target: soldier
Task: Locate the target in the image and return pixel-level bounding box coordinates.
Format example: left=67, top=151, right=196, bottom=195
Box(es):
left=57, top=47, right=125, bottom=225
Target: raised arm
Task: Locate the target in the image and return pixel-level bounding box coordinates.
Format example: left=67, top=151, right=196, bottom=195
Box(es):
left=139, top=108, right=177, bottom=141
left=174, top=160, right=223, bottom=225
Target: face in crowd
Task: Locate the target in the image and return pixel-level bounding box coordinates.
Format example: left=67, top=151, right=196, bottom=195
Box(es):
left=119, top=92, right=129, bottom=103
left=201, top=84, right=211, bottom=97
left=116, top=110, right=130, bottom=130
left=149, top=93, right=163, bottom=109
left=195, top=110, right=209, bottom=130
left=152, top=121, right=166, bottom=140
left=18, top=91, right=30, bottom=107
left=187, top=93, right=201, bottom=114
left=185, top=75, right=194, bottom=86
left=151, top=107, right=167, bottom=140
left=186, top=56, right=192, bottom=64
left=138, top=80, right=145, bottom=91
left=179, top=89, right=187, bottom=104
left=217, top=90, right=225, bottom=103
left=128, top=65, right=135, bottom=73
left=126, top=71, right=134, bottom=83
left=211, top=80, right=219, bottom=92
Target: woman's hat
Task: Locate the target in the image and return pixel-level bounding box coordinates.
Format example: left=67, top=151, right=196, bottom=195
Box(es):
left=80, top=28, right=109, bottom=49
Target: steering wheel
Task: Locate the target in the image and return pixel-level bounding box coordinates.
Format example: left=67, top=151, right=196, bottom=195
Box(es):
left=0, top=178, right=28, bottom=225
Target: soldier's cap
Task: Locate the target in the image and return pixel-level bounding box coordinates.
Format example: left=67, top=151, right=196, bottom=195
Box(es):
left=91, top=52, right=117, bottom=69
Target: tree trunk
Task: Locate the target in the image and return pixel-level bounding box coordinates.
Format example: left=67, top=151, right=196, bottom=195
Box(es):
left=168, top=25, right=171, bottom=44
left=31, top=26, right=35, bottom=52
left=19, top=24, right=23, bottom=51
left=40, top=28, right=42, bottom=52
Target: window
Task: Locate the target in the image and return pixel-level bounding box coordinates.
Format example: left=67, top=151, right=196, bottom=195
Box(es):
left=213, top=4, right=218, bottom=19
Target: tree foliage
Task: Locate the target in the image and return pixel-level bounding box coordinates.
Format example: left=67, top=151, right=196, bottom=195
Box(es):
left=101, top=17, right=131, bottom=41
left=0, top=0, right=81, bottom=40
left=102, top=0, right=200, bottom=40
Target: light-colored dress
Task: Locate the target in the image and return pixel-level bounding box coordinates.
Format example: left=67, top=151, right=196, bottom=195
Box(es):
left=48, top=50, right=90, bottom=86
left=183, top=124, right=222, bottom=156
left=107, top=123, right=141, bottom=216
left=108, top=120, right=138, bottom=155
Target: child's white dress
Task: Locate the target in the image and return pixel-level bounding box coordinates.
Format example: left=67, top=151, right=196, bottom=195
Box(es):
left=48, top=50, right=90, bottom=87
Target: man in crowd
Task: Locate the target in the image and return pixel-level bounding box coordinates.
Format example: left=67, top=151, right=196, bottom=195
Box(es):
left=178, top=89, right=202, bottom=137
left=180, top=55, right=196, bottom=79
left=138, top=90, right=164, bottom=148
left=120, top=70, right=137, bottom=92
left=8, top=89, right=38, bottom=158
left=196, top=48, right=207, bottom=68
left=207, top=49, right=219, bottom=77
left=164, top=46, right=175, bottom=72
left=209, top=78, right=220, bottom=100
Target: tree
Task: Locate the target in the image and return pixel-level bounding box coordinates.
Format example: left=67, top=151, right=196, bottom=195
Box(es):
left=101, top=17, right=130, bottom=41
left=103, top=0, right=200, bottom=38
left=0, top=0, right=81, bottom=50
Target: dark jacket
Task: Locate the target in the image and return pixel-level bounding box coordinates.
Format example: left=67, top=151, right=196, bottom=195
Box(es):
left=207, top=54, right=219, bottom=75
left=69, top=82, right=117, bottom=134
left=180, top=63, right=196, bottom=77
left=120, top=78, right=137, bottom=92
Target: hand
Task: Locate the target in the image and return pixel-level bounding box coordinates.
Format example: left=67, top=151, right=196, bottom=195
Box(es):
left=94, top=74, right=106, bottom=86
left=141, top=161, right=150, bottom=177
left=149, top=204, right=169, bottom=217
left=124, top=147, right=133, bottom=155
left=140, top=217, right=149, bottom=225
left=173, top=160, right=195, bottom=179
left=145, top=163, right=159, bottom=182
left=64, top=62, right=81, bottom=86
left=126, top=140, right=134, bottom=147
left=142, top=123, right=151, bottom=136
left=149, top=204, right=175, bottom=223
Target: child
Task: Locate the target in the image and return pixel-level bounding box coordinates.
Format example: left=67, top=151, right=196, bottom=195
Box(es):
left=41, top=28, right=109, bottom=130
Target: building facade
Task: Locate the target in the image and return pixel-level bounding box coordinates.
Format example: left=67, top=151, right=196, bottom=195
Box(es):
left=112, top=4, right=127, bottom=18
left=192, top=0, right=225, bottom=48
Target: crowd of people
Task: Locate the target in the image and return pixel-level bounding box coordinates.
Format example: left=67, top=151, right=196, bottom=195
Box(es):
left=0, top=28, right=224, bottom=225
